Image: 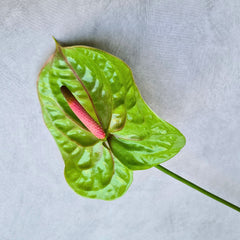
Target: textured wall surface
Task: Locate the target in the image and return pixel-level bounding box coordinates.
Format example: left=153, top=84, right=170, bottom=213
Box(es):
left=1, top=0, right=240, bottom=239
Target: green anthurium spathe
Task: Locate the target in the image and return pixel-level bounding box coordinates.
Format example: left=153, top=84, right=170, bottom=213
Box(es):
left=37, top=40, right=186, bottom=200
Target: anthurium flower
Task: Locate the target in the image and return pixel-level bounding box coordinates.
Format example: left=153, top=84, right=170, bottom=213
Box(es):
left=37, top=40, right=239, bottom=212
left=37, top=40, right=185, bottom=200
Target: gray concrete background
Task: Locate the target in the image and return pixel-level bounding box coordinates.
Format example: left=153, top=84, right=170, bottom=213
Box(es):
left=1, top=0, right=240, bottom=239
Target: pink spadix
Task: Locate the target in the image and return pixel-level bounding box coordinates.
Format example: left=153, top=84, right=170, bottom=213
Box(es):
left=60, top=86, right=106, bottom=139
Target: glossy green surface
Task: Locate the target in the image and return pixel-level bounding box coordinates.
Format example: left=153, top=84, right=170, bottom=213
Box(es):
left=38, top=43, right=185, bottom=200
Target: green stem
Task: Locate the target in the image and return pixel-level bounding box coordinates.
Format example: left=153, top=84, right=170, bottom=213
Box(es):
left=155, top=165, right=240, bottom=212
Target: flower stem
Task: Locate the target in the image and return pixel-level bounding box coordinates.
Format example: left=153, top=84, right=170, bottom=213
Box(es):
left=155, top=165, right=240, bottom=212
